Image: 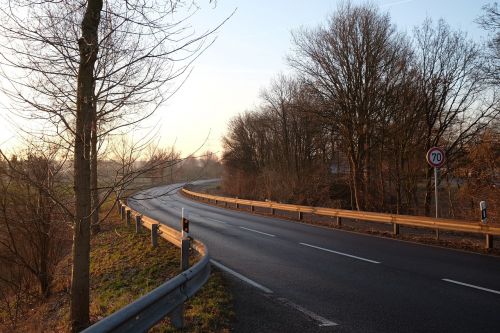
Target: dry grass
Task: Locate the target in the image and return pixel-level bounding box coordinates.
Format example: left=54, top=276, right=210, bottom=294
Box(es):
left=9, top=203, right=233, bottom=333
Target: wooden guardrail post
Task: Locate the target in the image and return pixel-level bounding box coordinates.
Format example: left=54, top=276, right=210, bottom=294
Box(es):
left=298, top=211, right=303, bottom=220
left=135, top=215, right=142, bottom=234
left=151, top=224, right=159, bottom=248
left=271, top=207, right=275, bottom=215
left=393, top=223, right=400, bottom=235
left=126, top=209, right=131, bottom=227
left=436, top=229, right=440, bottom=241
left=336, top=216, right=342, bottom=227
left=236, top=202, right=239, bottom=209
left=251, top=205, right=255, bottom=213
left=486, top=234, right=493, bottom=249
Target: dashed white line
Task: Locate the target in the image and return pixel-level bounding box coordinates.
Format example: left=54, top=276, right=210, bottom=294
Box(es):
left=240, top=226, right=276, bottom=237
left=276, top=297, right=338, bottom=327
left=210, top=259, right=273, bottom=293
left=442, top=279, right=500, bottom=295
left=299, top=242, right=381, bottom=264
left=207, top=217, right=228, bottom=225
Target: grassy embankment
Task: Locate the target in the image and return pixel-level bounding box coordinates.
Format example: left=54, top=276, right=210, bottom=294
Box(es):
left=11, top=199, right=233, bottom=332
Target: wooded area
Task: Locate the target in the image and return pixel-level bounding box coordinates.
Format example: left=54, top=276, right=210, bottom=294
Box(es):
left=222, top=3, right=499, bottom=221
left=0, top=0, right=223, bottom=331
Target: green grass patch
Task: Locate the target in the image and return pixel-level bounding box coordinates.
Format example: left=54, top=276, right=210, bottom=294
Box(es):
left=89, top=215, right=234, bottom=332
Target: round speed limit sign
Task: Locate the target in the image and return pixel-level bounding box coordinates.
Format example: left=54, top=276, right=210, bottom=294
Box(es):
left=426, top=147, right=445, bottom=168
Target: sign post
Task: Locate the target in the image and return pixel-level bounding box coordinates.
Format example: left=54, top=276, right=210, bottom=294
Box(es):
left=426, top=147, right=446, bottom=239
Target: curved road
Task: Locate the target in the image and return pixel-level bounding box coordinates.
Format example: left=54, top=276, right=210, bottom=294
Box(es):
left=128, top=181, right=500, bottom=332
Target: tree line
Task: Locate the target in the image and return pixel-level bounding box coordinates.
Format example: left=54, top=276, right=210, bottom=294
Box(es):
left=222, top=2, right=499, bottom=220
left=0, top=0, right=224, bottom=331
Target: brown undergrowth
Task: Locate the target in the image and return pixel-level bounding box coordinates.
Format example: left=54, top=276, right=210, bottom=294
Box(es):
left=8, top=204, right=233, bottom=332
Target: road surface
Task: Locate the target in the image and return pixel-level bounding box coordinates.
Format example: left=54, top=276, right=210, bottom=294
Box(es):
left=128, top=181, right=500, bottom=332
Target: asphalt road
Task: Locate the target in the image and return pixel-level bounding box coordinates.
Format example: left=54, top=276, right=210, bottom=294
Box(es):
left=128, top=181, right=500, bottom=332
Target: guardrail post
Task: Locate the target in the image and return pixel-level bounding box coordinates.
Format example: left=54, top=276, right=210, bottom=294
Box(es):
left=120, top=205, right=126, bottom=221
left=486, top=234, right=493, bottom=249
left=135, top=215, right=142, bottom=234
left=224, top=201, right=228, bottom=208
left=336, top=216, right=342, bottom=227
left=170, top=228, right=190, bottom=328
left=298, top=211, right=303, bottom=220
left=180, top=238, right=190, bottom=270
left=436, top=229, right=440, bottom=241
left=236, top=203, right=239, bottom=209
left=215, top=199, right=218, bottom=205
left=271, top=207, right=275, bottom=215
left=393, top=223, right=399, bottom=235
left=151, top=224, right=159, bottom=248
left=126, top=209, right=131, bottom=227
left=251, top=205, right=254, bottom=213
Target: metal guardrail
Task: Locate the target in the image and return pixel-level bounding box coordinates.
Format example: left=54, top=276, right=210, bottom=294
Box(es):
left=182, top=188, right=499, bottom=249
left=82, top=200, right=210, bottom=333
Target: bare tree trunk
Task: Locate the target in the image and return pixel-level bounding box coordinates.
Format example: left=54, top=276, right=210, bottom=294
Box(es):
left=71, top=1, right=102, bottom=331
left=349, top=158, right=362, bottom=210
left=424, top=166, right=432, bottom=216
left=91, top=115, right=100, bottom=235
left=38, top=187, right=50, bottom=297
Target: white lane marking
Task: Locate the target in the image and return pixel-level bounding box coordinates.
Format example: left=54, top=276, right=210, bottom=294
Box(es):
left=207, top=217, right=228, bottom=225
left=210, top=259, right=273, bottom=294
left=276, top=297, right=338, bottom=327
left=442, top=279, right=500, bottom=295
left=299, top=242, right=381, bottom=264
left=240, top=226, right=275, bottom=237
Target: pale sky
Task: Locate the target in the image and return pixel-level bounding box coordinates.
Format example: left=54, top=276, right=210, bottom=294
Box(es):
left=0, top=0, right=493, bottom=157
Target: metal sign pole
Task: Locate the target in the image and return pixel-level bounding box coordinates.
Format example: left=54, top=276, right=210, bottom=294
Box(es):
left=434, top=167, right=438, bottom=218
left=434, top=167, right=439, bottom=240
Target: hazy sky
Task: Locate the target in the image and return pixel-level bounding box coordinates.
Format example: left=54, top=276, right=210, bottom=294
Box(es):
left=0, top=0, right=493, bottom=156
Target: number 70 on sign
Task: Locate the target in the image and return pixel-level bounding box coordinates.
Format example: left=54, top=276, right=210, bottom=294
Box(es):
left=426, top=147, right=446, bottom=168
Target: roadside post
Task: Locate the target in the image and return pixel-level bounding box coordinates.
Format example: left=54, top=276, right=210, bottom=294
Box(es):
left=481, top=201, right=492, bottom=249
left=480, top=201, right=487, bottom=224
left=426, top=147, right=446, bottom=240
left=171, top=208, right=191, bottom=328
left=180, top=207, right=190, bottom=270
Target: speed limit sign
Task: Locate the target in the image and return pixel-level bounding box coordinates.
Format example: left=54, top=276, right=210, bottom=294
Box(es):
left=426, top=147, right=445, bottom=168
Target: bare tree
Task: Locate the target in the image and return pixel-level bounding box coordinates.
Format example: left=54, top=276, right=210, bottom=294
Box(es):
left=476, top=2, right=500, bottom=84
left=289, top=2, right=411, bottom=210
left=0, top=0, right=224, bottom=330
left=412, top=18, right=498, bottom=215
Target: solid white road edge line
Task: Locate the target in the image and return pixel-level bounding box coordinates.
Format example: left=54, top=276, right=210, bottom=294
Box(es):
left=276, top=297, right=339, bottom=327
left=210, top=259, right=273, bottom=294
left=210, top=260, right=339, bottom=327
left=442, top=278, right=500, bottom=295
left=239, top=226, right=276, bottom=237
left=299, top=242, right=381, bottom=264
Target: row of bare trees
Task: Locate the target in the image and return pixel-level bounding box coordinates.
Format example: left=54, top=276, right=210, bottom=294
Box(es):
left=222, top=2, right=499, bottom=218
left=0, top=133, right=222, bottom=331
left=0, top=0, right=224, bottom=331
